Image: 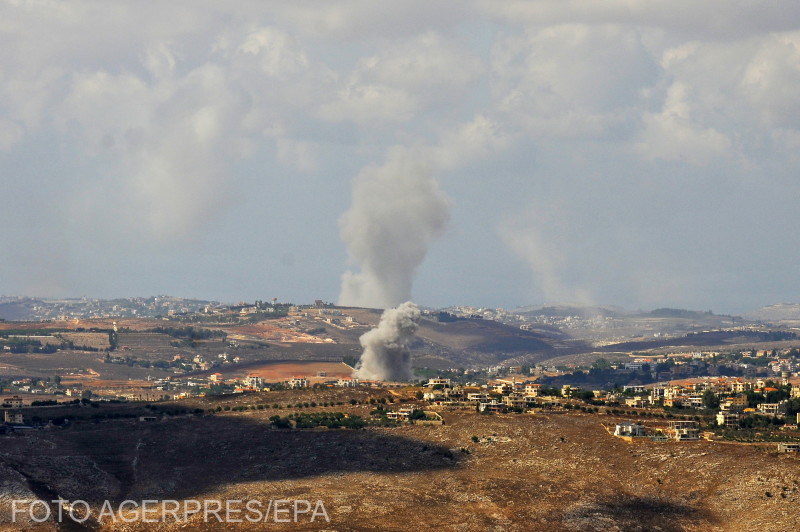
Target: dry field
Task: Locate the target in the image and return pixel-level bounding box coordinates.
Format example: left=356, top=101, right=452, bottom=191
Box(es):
left=225, top=361, right=354, bottom=382
left=227, top=321, right=333, bottom=344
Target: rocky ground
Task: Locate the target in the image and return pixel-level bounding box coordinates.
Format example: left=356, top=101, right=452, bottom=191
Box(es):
left=1, top=395, right=799, bottom=531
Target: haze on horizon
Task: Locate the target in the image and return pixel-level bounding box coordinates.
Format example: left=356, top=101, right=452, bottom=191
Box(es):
left=2, top=1, right=800, bottom=315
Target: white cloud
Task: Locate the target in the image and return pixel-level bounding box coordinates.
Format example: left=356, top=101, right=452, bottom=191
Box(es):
left=636, top=82, right=732, bottom=165
left=0, top=119, right=24, bottom=150
left=432, top=114, right=512, bottom=170
left=235, top=27, right=309, bottom=80
left=318, top=83, right=418, bottom=123
left=491, top=23, right=658, bottom=139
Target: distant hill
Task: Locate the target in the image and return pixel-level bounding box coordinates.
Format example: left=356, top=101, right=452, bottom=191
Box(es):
left=0, top=299, right=39, bottom=320
left=339, top=307, right=562, bottom=368
left=744, top=303, right=800, bottom=322
left=638, top=308, right=716, bottom=319
left=515, top=305, right=624, bottom=319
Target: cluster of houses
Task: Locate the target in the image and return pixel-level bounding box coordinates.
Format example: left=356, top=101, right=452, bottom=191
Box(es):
left=421, top=375, right=800, bottom=433
left=421, top=377, right=549, bottom=413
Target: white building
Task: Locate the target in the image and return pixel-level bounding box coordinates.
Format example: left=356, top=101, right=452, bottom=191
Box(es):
left=245, top=375, right=265, bottom=389
left=287, top=377, right=309, bottom=389
left=613, top=422, right=646, bottom=437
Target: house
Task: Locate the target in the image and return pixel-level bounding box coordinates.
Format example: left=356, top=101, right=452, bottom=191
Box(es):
left=731, top=379, right=750, bottom=393
left=426, top=378, right=451, bottom=388
left=423, top=389, right=444, bottom=401
left=663, top=397, right=683, bottom=408
left=287, top=377, right=309, bottom=389
left=524, top=383, right=541, bottom=397
left=3, top=396, right=23, bottom=408
left=778, top=443, right=800, bottom=453
left=716, top=412, right=740, bottom=429
left=502, top=393, right=533, bottom=410
left=4, top=410, right=23, bottom=424
left=668, top=420, right=700, bottom=441
left=624, top=397, right=647, bottom=408
left=467, top=392, right=490, bottom=402
left=493, top=382, right=513, bottom=394
left=720, top=395, right=748, bottom=412
left=208, top=373, right=223, bottom=383
left=245, top=375, right=264, bottom=389
left=336, top=378, right=359, bottom=387
left=757, top=401, right=788, bottom=417
left=478, top=400, right=506, bottom=413
left=613, top=422, right=646, bottom=437
left=623, top=385, right=646, bottom=394
left=385, top=406, right=418, bottom=422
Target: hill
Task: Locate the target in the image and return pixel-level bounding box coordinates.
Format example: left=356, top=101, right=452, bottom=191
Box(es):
left=1, top=393, right=798, bottom=530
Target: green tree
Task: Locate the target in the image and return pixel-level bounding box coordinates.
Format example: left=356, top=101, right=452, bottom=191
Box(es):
left=702, top=390, right=720, bottom=409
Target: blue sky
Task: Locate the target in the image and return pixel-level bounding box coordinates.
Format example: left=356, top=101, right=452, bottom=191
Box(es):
left=2, top=1, right=800, bottom=313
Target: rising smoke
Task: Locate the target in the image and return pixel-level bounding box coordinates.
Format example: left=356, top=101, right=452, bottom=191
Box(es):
left=338, top=148, right=450, bottom=309
left=353, top=301, right=420, bottom=382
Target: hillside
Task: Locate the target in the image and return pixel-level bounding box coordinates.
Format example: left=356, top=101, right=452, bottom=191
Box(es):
left=1, top=393, right=798, bottom=531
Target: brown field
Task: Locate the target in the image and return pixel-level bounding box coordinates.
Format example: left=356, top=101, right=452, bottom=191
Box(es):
left=227, top=321, right=333, bottom=344
left=57, top=332, right=111, bottom=349
left=223, top=361, right=354, bottom=382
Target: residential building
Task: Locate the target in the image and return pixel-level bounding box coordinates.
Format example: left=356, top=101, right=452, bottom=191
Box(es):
left=287, top=377, right=309, bottom=389
left=245, top=375, right=265, bottom=389
left=614, top=422, right=646, bottom=437
left=716, top=412, right=740, bottom=429
left=757, top=401, right=788, bottom=417
left=478, top=400, right=506, bottom=413
left=3, top=396, right=23, bottom=408
left=467, top=392, right=490, bottom=402
left=336, top=378, right=359, bottom=388
left=668, top=420, right=700, bottom=441
left=502, top=393, right=533, bottom=410
left=4, top=410, right=23, bottom=424
left=524, top=384, right=541, bottom=397
left=385, top=407, right=418, bottom=422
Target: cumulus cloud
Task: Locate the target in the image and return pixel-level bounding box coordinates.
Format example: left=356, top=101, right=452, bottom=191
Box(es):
left=636, top=82, right=732, bottom=165
left=491, top=23, right=659, bottom=139
left=2, top=1, right=800, bottom=310
left=319, top=31, right=482, bottom=125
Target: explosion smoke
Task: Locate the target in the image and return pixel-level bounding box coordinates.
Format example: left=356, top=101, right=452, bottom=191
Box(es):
left=352, top=301, right=420, bottom=382
left=338, top=149, right=450, bottom=309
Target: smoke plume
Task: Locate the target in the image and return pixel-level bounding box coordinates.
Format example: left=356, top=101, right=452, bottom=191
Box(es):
left=338, top=148, right=450, bottom=309
left=353, top=301, right=420, bottom=381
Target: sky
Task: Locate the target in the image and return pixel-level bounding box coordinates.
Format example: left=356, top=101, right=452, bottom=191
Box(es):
left=2, top=1, right=800, bottom=314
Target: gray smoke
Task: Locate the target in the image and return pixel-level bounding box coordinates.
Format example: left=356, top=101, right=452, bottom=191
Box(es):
left=338, top=148, right=450, bottom=309
left=353, top=301, right=420, bottom=381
